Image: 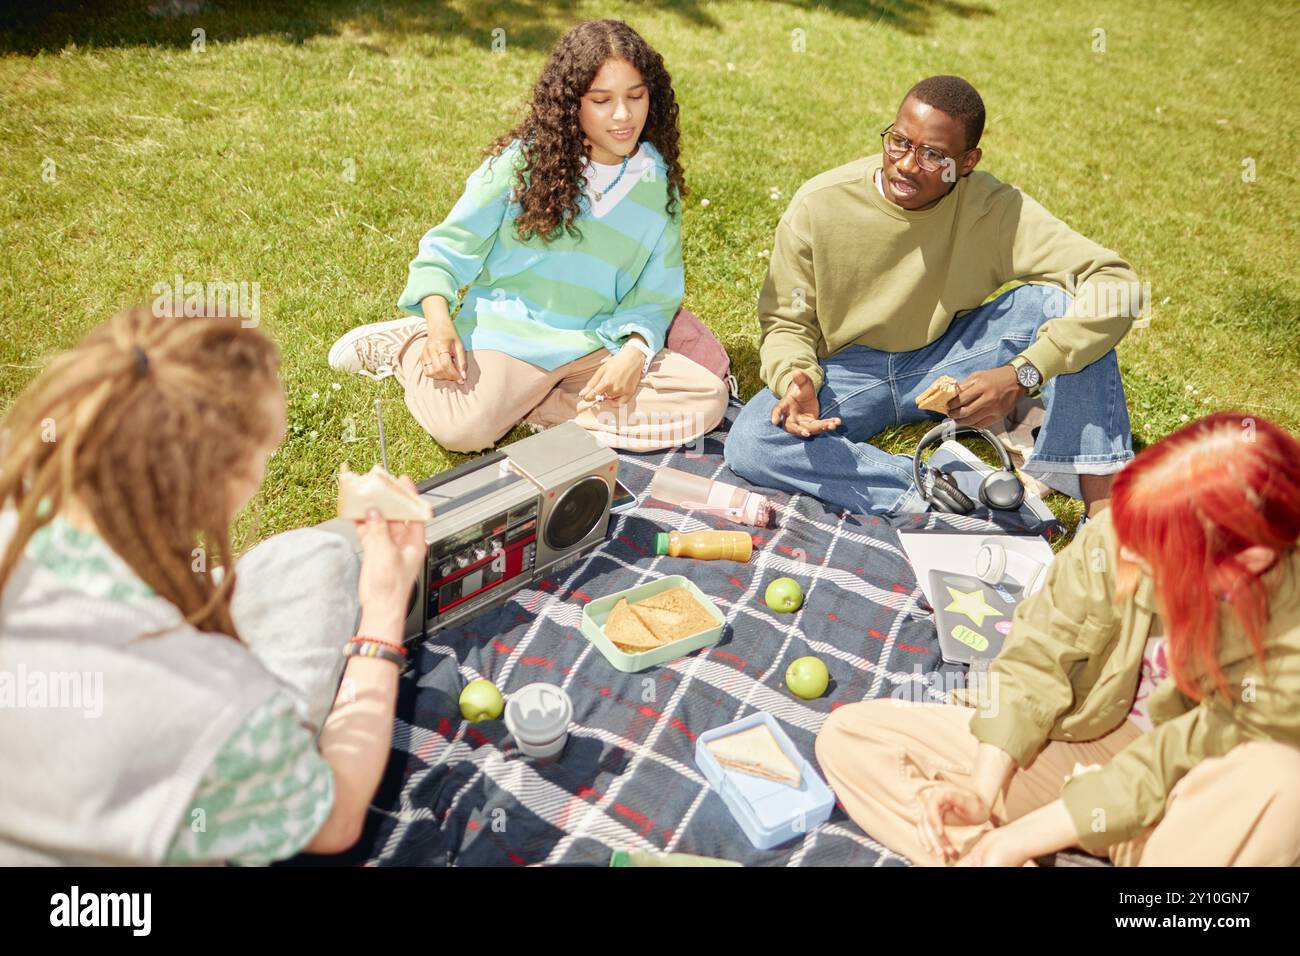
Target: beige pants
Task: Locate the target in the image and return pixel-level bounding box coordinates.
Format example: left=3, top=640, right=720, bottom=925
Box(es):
left=393, top=330, right=730, bottom=453
left=815, top=699, right=1300, bottom=866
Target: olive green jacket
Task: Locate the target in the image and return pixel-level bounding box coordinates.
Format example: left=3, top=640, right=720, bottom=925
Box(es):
left=964, top=510, right=1300, bottom=853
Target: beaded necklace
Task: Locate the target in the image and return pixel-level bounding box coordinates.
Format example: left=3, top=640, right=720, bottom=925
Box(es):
left=588, top=153, right=631, bottom=202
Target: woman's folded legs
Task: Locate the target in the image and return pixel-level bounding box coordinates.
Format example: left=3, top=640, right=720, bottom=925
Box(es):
left=394, top=333, right=558, bottom=453
left=526, top=348, right=729, bottom=452
left=816, top=698, right=1300, bottom=866
left=395, top=334, right=729, bottom=454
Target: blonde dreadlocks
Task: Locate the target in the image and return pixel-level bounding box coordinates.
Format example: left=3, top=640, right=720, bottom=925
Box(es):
left=0, top=306, right=283, bottom=640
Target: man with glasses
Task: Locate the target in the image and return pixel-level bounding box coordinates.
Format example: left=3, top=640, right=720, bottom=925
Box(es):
left=725, top=75, right=1140, bottom=521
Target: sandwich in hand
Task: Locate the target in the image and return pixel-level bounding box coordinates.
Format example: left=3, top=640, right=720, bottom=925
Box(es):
left=915, top=375, right=960, bottom=415
left=706, top=724, right=802, bottom=788
left=337, top=463, right=432, bottom=522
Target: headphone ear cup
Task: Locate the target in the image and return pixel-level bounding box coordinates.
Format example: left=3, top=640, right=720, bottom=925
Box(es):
left=929, top=473, right=975, bottom=514
left=980, top=470, right=1026, bottom=511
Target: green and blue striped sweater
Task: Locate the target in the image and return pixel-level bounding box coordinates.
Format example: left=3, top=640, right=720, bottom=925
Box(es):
left=397, top=140, right=683, bottom=370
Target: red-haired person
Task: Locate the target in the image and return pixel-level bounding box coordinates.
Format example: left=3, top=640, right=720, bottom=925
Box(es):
left=816, top=412, right=1300, bottom=866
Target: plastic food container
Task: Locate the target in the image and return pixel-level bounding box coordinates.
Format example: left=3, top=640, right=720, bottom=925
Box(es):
left=580, top=575, right=726, bottom=673
left=504, top=682, right=573, bottom=760
left=695, top=712, right=834, bottom=850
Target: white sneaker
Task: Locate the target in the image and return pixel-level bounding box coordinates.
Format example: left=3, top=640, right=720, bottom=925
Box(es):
left=328, top=317, right=425, bottom=380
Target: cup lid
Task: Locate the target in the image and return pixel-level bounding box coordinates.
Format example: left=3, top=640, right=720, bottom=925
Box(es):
left=505, top=682, right=573, bottom=744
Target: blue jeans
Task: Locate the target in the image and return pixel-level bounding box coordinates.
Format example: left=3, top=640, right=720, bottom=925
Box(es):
left=724, top=284, right=1134, bottom=516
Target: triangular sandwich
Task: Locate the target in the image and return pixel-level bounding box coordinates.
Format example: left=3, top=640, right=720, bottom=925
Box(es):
left=604, top=598, right=664, bottom=652
left=337, top=463, right=433, bottom=522
left=631, top=587, right=717, bottom=643
left=705, top=724, right=802, bottom=788
left=915, top=375, right=960, bottom=414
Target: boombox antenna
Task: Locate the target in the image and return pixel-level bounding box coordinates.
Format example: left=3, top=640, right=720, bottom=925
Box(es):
left=374, top=397, right=389, bottom=472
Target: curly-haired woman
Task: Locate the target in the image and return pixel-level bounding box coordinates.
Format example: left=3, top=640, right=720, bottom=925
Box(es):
left=329, top=19, right=728, bottom=453
left=0, top=308, right=424, bottom=865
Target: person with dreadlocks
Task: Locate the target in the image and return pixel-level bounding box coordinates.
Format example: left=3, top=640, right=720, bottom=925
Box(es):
left=329, top=18, right=728, bottom=453
left=726, top=75, right=1142, bottom=523
left=816, top=412, right=1300, bottom=866
left=0, top=307, right=425, bottom=865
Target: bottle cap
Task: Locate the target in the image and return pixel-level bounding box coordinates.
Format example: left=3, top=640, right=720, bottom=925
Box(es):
left=654, top=532, right=669, bottom=555
left=743, top=493, right=773, bottom=528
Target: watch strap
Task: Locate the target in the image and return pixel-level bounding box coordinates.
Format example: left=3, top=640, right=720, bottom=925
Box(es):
left=625, top=337, right=655, bottom=376
left=1009, top=354, right=1044, bottom=397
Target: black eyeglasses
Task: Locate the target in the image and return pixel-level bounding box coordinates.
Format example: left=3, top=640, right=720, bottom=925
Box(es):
left=880, top=124, right=970, bottom=174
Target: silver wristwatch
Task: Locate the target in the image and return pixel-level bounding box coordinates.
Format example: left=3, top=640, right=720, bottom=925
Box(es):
left=1009, top=355, right=1043, bottom=398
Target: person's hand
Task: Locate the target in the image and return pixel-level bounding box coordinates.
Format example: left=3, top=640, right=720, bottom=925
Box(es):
left=917, top=782, right=992, bottom=864
left=580, top=347, right=644, bottom=403
left=770, top=369, right=841, bottom=439
left=354, top=475, right=427, bottom=617
left=956, top=826, right=1037, bottom=867
left=957, top=799, right=1076, bottom=866
left=947, top=366, right=1025, bottom=428
left=420, top=320, right=467, bottom=384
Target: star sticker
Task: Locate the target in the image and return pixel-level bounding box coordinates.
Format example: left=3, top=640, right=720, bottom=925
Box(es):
left=944, top=586, right=1002, bottom=628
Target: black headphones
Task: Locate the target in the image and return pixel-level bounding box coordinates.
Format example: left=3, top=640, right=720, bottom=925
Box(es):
left=911, top=422, right=1025, bottom=514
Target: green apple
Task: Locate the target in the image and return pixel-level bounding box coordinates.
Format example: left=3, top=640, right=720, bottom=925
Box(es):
left=459, top=679, right=504, bottom=722
left=786, top=656, right=829, bottom=699
left=765, top=577, right=804, bottom=613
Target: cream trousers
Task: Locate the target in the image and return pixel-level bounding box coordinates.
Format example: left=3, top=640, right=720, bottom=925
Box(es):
left=815, top=699, right=1300, bottom=866
left=394, top=331, right=729, bottom=454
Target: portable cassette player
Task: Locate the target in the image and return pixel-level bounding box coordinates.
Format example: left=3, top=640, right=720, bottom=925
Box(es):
left=317, top=421, right=619, bottom=641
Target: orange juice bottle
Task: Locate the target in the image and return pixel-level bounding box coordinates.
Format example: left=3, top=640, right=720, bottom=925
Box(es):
left=654, top=530, right=753, bottom=562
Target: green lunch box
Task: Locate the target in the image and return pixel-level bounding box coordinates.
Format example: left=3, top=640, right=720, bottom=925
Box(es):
left=580, top=575, right=727, bottom=673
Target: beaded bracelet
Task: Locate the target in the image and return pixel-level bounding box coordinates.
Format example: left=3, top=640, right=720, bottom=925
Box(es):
left=349, top=634, right=408, bottom=657
left=343, top=640, right=406, bottom=668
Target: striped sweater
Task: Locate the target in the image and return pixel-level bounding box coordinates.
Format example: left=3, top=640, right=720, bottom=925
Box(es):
left=398, top=140, right=683, bottom=370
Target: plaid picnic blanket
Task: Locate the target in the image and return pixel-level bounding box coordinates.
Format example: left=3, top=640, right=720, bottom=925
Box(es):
left=318, top=405, right=1037, bottom=868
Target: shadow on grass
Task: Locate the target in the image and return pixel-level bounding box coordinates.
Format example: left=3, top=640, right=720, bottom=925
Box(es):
left=776, top=0, right=995, bottom=34
left=0, top=0, right=994, bottom=55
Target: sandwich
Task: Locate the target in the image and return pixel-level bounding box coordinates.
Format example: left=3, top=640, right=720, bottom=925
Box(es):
left=915, top=375, right=960, bottom=415
left=337, top=463, right=433, bottom=522
left=604, top=598, right=664, bottom=652
left=706, top=724, right=802, bottom=788
left=629, top=588, right=718, bottom=643
left=602, top=587, right=718, bottom=653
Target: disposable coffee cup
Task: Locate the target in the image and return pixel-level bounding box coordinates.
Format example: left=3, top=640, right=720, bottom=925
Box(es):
left=504, top=683, right=572, bottom=760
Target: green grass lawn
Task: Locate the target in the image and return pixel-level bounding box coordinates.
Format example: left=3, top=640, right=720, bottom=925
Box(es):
left=2, top=0, right=1297, bottom=549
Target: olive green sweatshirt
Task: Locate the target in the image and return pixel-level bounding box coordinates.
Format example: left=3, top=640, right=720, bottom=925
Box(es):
left=759, top=153, right=1142, bottom=398
left=963, top=511, right=1300, bottom=854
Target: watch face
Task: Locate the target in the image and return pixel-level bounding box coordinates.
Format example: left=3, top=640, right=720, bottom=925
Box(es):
left=1016, top=362, right=1042, bottom=388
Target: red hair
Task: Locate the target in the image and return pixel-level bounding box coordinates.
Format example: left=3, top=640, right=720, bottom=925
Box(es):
left=1110, top=412, right=1300, bottom=702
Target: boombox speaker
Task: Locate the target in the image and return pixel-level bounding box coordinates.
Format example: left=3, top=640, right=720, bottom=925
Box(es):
left=317, top=421, right=618, bottom=641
